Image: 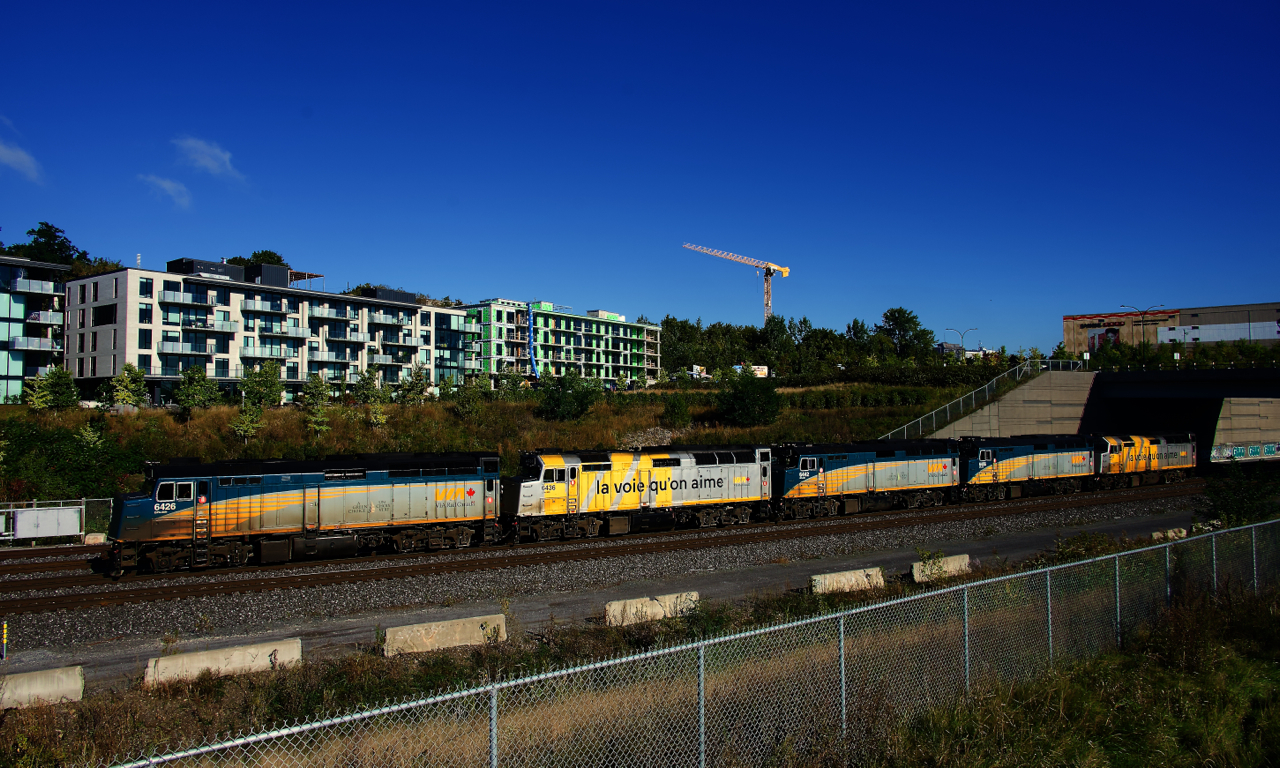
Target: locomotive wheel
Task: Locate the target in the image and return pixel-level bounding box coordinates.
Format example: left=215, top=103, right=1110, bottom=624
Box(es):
left=996, top=486, right=1007, bottom=501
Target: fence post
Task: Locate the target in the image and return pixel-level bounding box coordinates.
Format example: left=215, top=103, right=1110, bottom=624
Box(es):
left=698, top=642, right=706, bottom=768
left=1211, top=532, right=1218, bottom=597
left=488, top=685, right=498, bottom=768
left=1114, top=554, right=1121, bottom=649
left=838, top=615, right=847, bottom=736
left=1045, top=570, right=1052, bottom=665
left=1165, top=544, right=1171, bottom=607
left=1252, top=525, right=1258, bottom=596
left=963, top=586, right=971, bottom=689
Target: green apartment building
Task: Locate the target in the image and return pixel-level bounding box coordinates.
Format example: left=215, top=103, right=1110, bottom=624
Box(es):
left=463, top=298, right=661, bottom=385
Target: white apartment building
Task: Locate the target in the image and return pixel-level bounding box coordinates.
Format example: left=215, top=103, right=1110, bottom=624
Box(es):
left=65, top=259, right=480, bottom=402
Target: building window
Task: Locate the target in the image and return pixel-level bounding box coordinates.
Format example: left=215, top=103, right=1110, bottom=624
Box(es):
left=78, top=284, right=86, bottom=304
left=78, top=333, right=85, bottom=353
left=138, top=354, right=151, bottom=374
left=90, top=357, right=97, bottom=377
left=215, top=358, right=229, bottom=378
left=92, top=282, right=99, bottom=302
left=91, top=332, right=98, bottom=352
left=92, top=304, right=117, bottom=326
left=111, top=355, right=117, bottom=375
left=113, top=277, right=119, bottom=298
left=77, top=358, right=85, bottom=377
left=112, top=329, right=117, bottom=349
left=140, top=278, right=153, bottom=298
left=77, top=308, right=85, bottom=328
left=139, top=303, right=152, bottom=324
left=163, top=280, right=180, bottom=293
left=138, top=328, right=151, bottom=349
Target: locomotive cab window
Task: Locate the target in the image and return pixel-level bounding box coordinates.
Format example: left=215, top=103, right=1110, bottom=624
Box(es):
left=759, top=451, right=770, bottom=463
left=486, top=479, right=495, bottom=492
left=569, top=467, right=577, bottom=480
left=800, top=458, right=818, bottom=471
left=979, top=450, right=993, bottom=461
left=197, top=481, right=210, bottom=498
left=156, top=482, right=175, bottom=501
left=176, top=482, right=194, bottom=501
left=482, top=458, right=499, bottom=474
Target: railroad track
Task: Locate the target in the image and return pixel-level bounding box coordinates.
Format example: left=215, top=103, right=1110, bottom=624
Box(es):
left=0, top=544, right=106, bottom=562
left=0, top=481, right=1205, bottom=616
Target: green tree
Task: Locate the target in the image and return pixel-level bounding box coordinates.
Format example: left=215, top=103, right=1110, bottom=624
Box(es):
left=240, top=361, right=284, bottom=409
left=1, top=222, right=122, bottom=278
left=108, top=363, right=147, bottom=406
left=20, top=373, right=51, bottom=411
left=46, top=367, right=81, bottom=410
left=535, top=367, right=600, bottom=421
left=230, top=405, right=263, bottom=443
left=350, top=367, right=388, bottom=405
left=873, top=307, right=937, bottom=361
left=717, top=368, right=782, bottom=427
left=227, top=250, right=290, bottom=268
left=297, top=374, right=331, bottom=435
left=173, top=366, right=221, bottom=413
left=494, top=366, right=530, bottom=402
left=397, top=362, right=432, bottom=405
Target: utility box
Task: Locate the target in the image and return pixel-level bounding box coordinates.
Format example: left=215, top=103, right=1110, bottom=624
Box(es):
left=2, top=503, right=85, bottom=541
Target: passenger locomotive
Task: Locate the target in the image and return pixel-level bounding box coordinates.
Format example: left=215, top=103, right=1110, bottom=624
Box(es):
left=108, top=433, right=1196, bottom=574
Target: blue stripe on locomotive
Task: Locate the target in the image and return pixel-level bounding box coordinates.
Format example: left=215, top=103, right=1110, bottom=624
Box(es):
left=959, top=438, right=1084, bottom=484
left=777, top=443, right=958, bottom=497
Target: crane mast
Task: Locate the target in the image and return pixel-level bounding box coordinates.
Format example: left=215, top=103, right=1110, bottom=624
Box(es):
left=682, top=243, right=791, bottom=323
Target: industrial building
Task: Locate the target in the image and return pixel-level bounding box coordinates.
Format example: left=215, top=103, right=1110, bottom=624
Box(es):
left=64, top=258, right=479, bottom=403
left=462, top=298, right=661, bottom=385
left=1062, top=302, right=1280, bottom=355
left=0, top=254, right=69, bottom=401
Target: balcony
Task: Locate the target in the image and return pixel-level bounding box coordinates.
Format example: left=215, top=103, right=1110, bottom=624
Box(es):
left=327, top=371, right=361, bottom=384
left=241, top=300, right=289, bottom=314
left=25, top=311, right=64, bottom=325
left=230, top=365, right=288, bottom=380
left=462, top=323, right=481, bottom=334
left=12, top=279, right=63, bottom=295
left=463, top=359, right=482, bottom=370
left=309, top=306, right=359, bottom=320
left=369, top=354, right=395, bottom=365
left=181, top=318, right=240, bottom=333
left=10, top=337, right=63, bottom=352
left=260, top=326, right=311, bottom=339
left=158, top=341, right=213, bottom=355
left=308, top=350, right=353, bottom=362
left=156, top=365, right=208, bottom=377
left=160, top=290, right=213, bottom=306
left=240, top=346, right=298, bottom=359
left=381, top=335, right=418, bottom=347
left=369, top=313, right=410, bottom=325
left=464, top=341, right=481, bottom=353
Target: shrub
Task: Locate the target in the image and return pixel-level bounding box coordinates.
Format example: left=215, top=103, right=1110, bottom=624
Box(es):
left=717, top=370, right=782, bottom=427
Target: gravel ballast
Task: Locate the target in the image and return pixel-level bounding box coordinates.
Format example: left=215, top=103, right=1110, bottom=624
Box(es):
left=5, top=491, right=1208, bottom=652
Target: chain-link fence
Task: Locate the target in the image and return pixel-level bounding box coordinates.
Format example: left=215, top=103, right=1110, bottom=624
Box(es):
left=114, top=518, right=1280, bottom=768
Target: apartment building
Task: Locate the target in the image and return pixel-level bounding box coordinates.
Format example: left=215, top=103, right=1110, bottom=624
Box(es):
left=463, top=298, right=661, bottom=385
left=0, top=255, right=69, bottom=401
left=65, top=259, right=480, bottom=402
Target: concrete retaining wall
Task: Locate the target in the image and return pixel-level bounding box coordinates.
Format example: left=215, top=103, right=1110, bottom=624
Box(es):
left=912, top=554, right=970, bottom=583
left=605, top=591, right=699, bottom=627
left=810, top=568, right=885, bottom=594
left=932, top=372, right=1095, bottom=438
left=0, top=666, right=83, bottom=709
left=145, top=638, right=302, bottom=686
left=383, top=614, right=507, bottom=656
left=1214, top=398, right=1280, bottom=447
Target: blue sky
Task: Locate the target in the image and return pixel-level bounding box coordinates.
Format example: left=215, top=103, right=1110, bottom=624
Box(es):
left=2, top=1, right=1276, bottom=351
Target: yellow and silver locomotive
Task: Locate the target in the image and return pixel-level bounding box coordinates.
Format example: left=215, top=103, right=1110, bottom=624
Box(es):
left=503, top=446, right=772, bottom=540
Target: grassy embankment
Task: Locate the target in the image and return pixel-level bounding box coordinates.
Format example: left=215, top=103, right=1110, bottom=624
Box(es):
left=3, top=529, right=1262, bottom=767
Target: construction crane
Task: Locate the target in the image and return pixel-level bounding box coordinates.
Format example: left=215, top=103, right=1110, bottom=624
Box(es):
left=682, top=242, right=791, bottom=323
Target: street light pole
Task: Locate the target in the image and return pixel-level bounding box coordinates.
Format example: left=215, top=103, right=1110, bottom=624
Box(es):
left=1120, top=304, right=1164, bottom=367
left=945, top=328, right=977, bottom=361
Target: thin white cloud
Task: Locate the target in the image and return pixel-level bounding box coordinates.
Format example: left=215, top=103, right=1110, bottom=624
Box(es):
left=172, top=136, right=244, bottom=179
left=0, top=138, right=41, bottom=182
left=139, top=174, right=191, bottom=208
left=0, top=115, right=18, bottom=135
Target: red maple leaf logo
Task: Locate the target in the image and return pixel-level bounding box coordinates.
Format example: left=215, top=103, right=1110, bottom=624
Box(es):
left=466, top=487, right=475, bottom=497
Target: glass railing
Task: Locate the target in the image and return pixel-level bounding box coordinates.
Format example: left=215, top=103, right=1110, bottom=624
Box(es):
left=159, top=291, right=213, bottom=305
left=12, top=279, right=62, bottom=295
left=158, top=341, right=213, bottom=355
left=24, top=311, right=64, bottom=325
left=10, top=337, right=63, bottom=351
left=240, top=346, right=298, bottom=359
left=241, top=300, right=289, bottom=313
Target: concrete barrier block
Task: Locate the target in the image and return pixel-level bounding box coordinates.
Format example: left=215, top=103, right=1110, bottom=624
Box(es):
left=84, top=533, right=106, bottom=545
left=1152, top=531, right=1165, bottom=542
left=605, top=597, right=666, bottom=627
left=605, top=592, right=700, bottom=626
left=145, top=638, right=302, bottom=686
left=912, top=554, right=970, bottom=583
left=383, top=615, right=507, bottom=656
left=0, top=666, right=83, bottom=709
left=653, top=591, right=699, bottom=618
left=811, top=568, right=885, bottom=594
left=1166, top=528, right=1187, bottom=540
